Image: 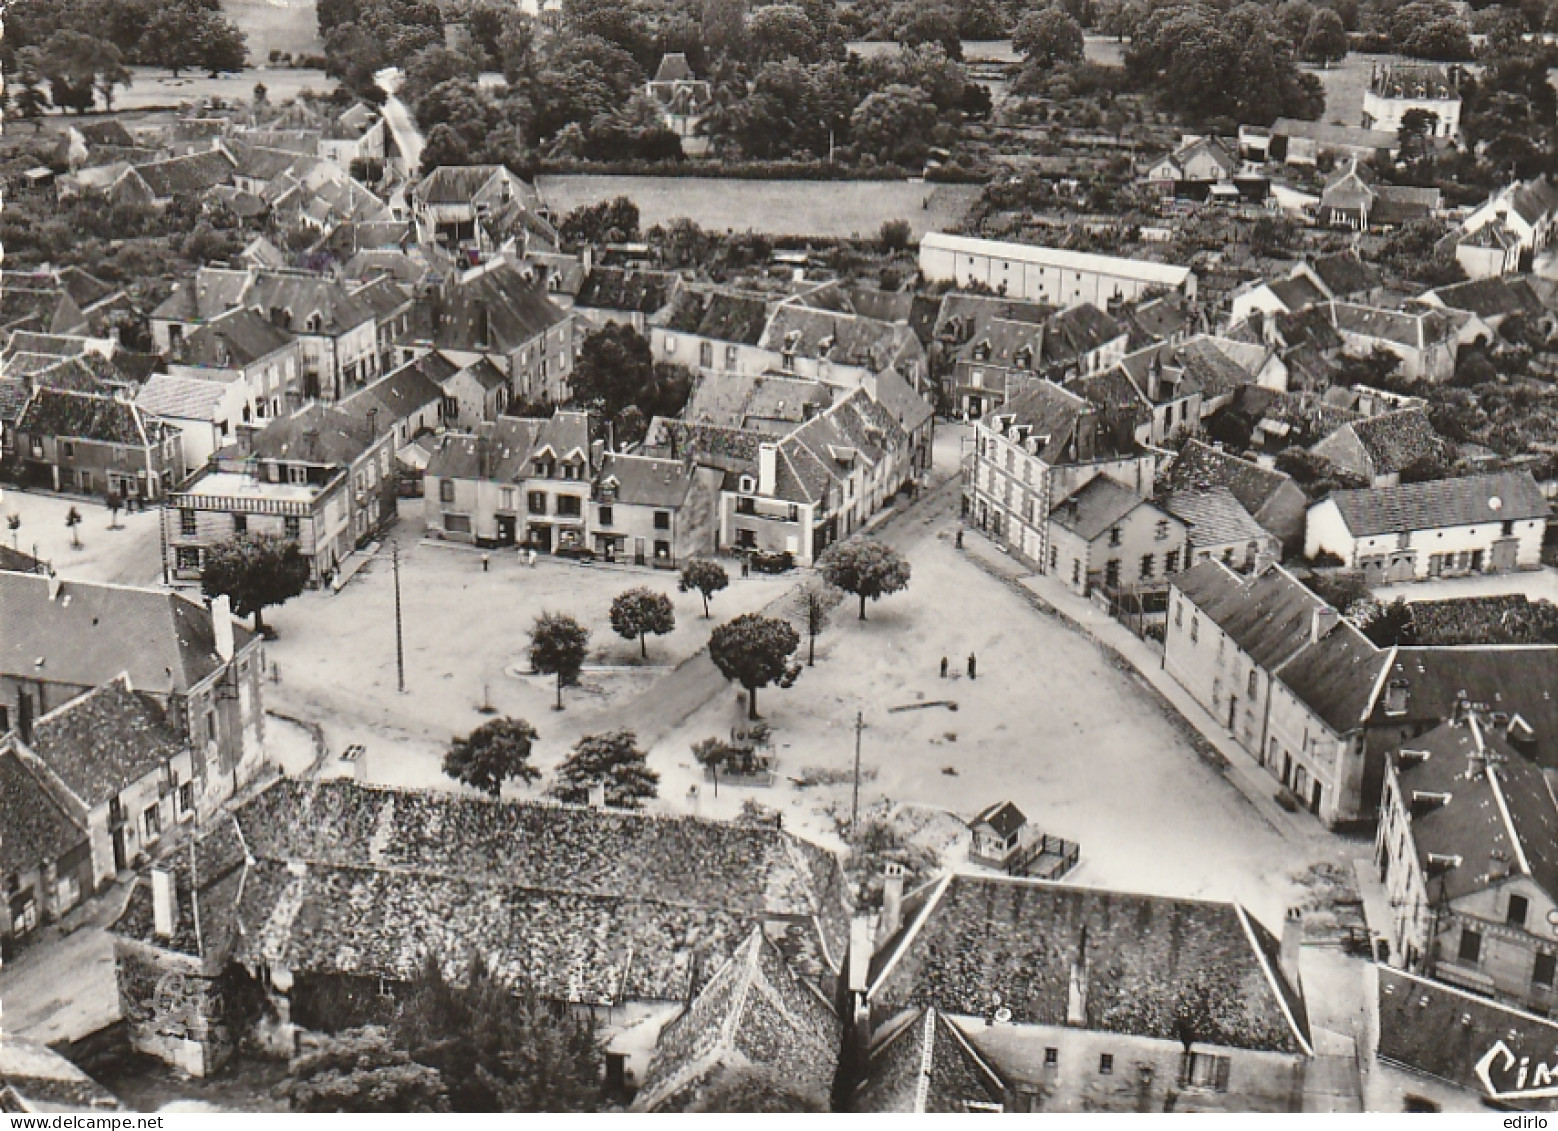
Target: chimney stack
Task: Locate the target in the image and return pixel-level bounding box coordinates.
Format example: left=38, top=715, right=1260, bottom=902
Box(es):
left=879, top=863, right=905, bottom=943
left=588, top=782, right=607, bottom=809
left=152, top=867, right=177, bottom=939
left=211, top=593, right=235, bottom=662
left=1280, top=906, right=1304, bottom=989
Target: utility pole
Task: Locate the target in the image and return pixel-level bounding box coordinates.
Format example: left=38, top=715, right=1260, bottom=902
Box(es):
left=851, top=710, right=864, bottom=833
left=392, top=541, right=405, bottom=693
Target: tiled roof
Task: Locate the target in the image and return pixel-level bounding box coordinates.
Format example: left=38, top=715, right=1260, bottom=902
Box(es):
left=251, top=403, right=375, bottom=465
left=1165, top=439, right=1297, bottom=517
left=868, top=874, right=1311, bottom=1055
left=16, top=387, right=167, bottom=447
left=1050, top=474, right=1153, bottom=541
left=135, top=374, right=228, bottom=421
left=27, top=677, right=189, bottom=808
left=1377, top=965, right=1558, bottom=1109
left=0, top=741, right=88, bottom=876
left=1172, top=559, right=1324, bottom=670
left=0, top=574, right=251, bottom=696
left=633, top=928, right=841, bottom=1112
left=1342, top=408, right=1445, bottom=475
left=1164, top=485, right=1272, bottom=549
left=1377, top=647, right=1558, bottom=768
left=1393, top=717, right=1558, bottom=902
left=114, top=779, right=850, bottom=999
left=1325, top=471, right=1550, bottom=536
left=575, top=267, right=675, bottom=315
left=856, top=1009, right=1008, bottom=1113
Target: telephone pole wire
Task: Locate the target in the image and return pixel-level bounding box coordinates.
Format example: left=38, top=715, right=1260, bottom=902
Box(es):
left=393, top=541, right=405, bottom=693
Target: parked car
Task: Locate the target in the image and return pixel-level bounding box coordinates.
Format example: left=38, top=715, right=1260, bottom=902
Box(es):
left=749, top=549, right=794, bottom=574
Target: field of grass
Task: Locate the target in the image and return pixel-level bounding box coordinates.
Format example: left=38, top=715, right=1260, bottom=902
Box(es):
left=222, top=0, right=324, bottom=61
left=535, top=174, right=983, bottom=239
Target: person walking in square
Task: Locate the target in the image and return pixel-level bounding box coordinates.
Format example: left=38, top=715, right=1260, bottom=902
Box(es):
left=967, top=653, right=977, bottom=680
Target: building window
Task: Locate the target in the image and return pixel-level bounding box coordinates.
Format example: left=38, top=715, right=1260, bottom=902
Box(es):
left=529, top=492, right=547, bottom=515
left=284, top=516, right=301, bottom=539
left=1044, top=1048, right=1058, bottom=1068
left=599, top=505, right=614, bottom=527
left=180, top=508, right=197, bottom=536
left=1537, top=953, right=1557, bottom=987
left=1509, top=894, right=1530, bottom=929
left=1099, top=1054, right=1114, bottom=1075
left=440, top=480, right=455, bottom=503
left=654, top=510, right=671, bottom=530
left=233, top=513, right=247, bottom=535
left=1180, top=1052, right=1230, bottom=1092
left=1459, top=927, right=1482, bottom=965
left=1140, top=553, right=1154, bottom=580
left=143, top=803, right=162, bottom=842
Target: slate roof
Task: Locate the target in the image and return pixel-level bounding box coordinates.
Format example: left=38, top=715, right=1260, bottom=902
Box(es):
left=596, top=453, right=698, bottom=508
left=134, top=374, right=229, bottom=421
left=1267, top=276, right=1327, bottom=311
left=1272, top=617, right=1391, bottom=735
left=1165, top=485, right=1273, bottom=549
left=867, top=874, right=1311, bottom=1055
left=995, top=382, right=1143, bottom=467
left=633, top=928, right=841, bottom=1112
left=1392, top=716, right=1558, bottom=903
left=576, top=267, right=675, bottom=315
left=1049, top=475, right=1153, bottom=541
left=1175, top=556, right=1333, bottom=665
left=1376, top=965, right=1558, bottom=1109
left=251, top=404, right=375, bottom=465
left=176, top=306, right=295, bottom=368
left=0, top=741, right=88, bottom=876
left=1165, top=440, right=1298, bottom=518
left=407, top=262, right=570, bottom=353
left=0, top=574, right=252, bottom=695
left=1376, top=647, right=1558, bottom=768
left=856, top=1008, right=1008, bottom=1113
left=27, top=677, right=189, bottom=808
left=16, top=388, right=169, bottom=448
left=112, top=779, right=851, bottom=1000
left=1325, top=471, right=1550, bottom=536
left=658, top=288, right=771, bottom=345
left=970, top=800, right=1026, bottom=839
left=1311, top=254, right=1383, bottom=299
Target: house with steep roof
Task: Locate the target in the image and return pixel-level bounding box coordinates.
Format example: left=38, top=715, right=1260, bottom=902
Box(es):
left=424, top=410, right=595, bottom=552
left=632, top=927, right=842, bottom=1110
left=1166, top=559, right=1390, bottom=824
left=164, top=403, right=396, bottom=584
left=394, top=258, right=576, bottom=404
left=1310, top=407, right=1448, bottom=489
left=1164, top=485, right=1280, bottom=573
left=1047, top=475, right=1188, bottom=595
left=0, top=737, right=91, bottom=945
left=109, top=777, right=851, bottom=1077
left=591, top=452, right=723, bottom=566
left=14, top=387, right=184, bottom=499
left=0, top=574, right=265, bottom=824
left=166, top=305, right=303, bottom=423
left=1374, top=709, right=1558, bottom=1015
left=1162, top=439, right=1308, bottom=552
left=1305, top=471, right=1549, bottom=583
left=852, top=874, right=1313, bottom=1112
left=966, top=382, right=1157, bottom=573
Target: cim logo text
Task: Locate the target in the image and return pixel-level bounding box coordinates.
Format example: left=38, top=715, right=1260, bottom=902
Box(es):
left=1477, top=1040, right=1558, bottom=1102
